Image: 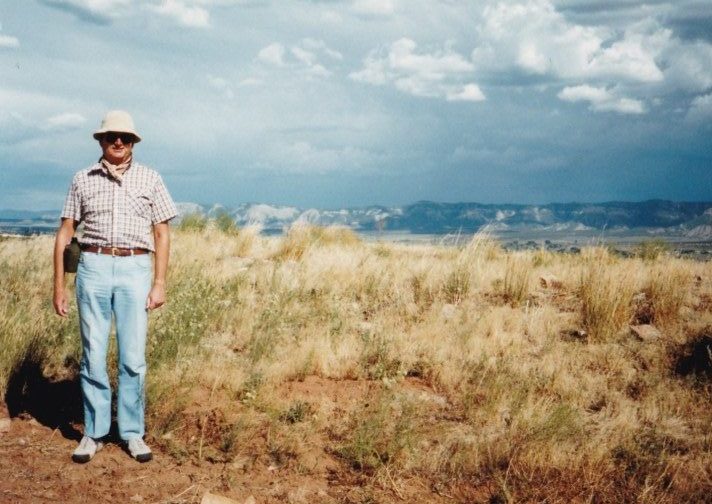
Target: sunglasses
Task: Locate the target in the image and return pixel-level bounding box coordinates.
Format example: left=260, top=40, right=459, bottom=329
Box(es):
left=103, top=132, right=135, bottom=144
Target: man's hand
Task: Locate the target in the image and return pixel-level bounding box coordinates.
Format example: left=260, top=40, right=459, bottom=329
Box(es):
left=146, top=283, right=166, bottom=310
left=54, top=288, right=70, bottom=317
left=149, top=221, right=171, bottom=311
left=53, top=218, right=78, bottom=318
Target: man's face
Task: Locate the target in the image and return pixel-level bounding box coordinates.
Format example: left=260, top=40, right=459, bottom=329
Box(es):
left=100, top=131, right=134, bottom=164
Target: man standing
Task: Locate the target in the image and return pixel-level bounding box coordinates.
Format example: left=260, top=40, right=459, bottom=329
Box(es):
left=53, top=110, right=178, bottom=463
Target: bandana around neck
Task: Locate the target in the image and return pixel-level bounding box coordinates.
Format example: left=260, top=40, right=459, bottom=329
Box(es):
left=100, top=156, right=132, bottom=182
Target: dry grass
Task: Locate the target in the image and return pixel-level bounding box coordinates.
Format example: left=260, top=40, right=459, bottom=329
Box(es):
left=1, top=227, right=711, bottom=502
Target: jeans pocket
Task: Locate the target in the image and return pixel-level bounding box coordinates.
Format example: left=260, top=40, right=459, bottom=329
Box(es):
left=135, top=254, right=153, bottom=272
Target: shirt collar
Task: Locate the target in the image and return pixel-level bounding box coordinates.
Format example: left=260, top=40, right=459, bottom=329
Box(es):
left=90, top=158, right=135, bottom=177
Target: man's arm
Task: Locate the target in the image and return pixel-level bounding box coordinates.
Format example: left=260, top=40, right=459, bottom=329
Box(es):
left=53, top=218, right=78, bottom=317
left=146, top=221, right=170, bottom=310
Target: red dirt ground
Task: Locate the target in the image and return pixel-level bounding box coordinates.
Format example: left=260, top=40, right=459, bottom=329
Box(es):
left=0, top=377, right=456, bottom=504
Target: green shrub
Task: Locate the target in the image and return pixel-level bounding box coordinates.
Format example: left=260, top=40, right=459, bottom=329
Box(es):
left=635, top=239, right=669, bottom=261
left=177, top=212, right=208, bottom=232
left=213, top=210, right=238, bottom=235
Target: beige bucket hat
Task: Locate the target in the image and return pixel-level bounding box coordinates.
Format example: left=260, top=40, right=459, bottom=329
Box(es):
left=93, top=110, right=142, bottom=142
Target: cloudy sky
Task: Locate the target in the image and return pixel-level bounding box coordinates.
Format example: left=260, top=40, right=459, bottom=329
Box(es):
left=1, top=0, right=711, bottom=210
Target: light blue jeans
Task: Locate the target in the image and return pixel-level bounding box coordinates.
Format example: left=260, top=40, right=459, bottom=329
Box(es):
left=75, top=251, right=152, bottom=440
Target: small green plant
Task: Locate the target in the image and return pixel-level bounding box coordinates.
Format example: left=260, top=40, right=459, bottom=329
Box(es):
left=410, top=272, right=434, bottom=310
left=177, top=212, right=208, bottom=232
left=360, top=333, right=401, bottom=380
left=635, top=239, right=669, bottom=261
left=528, top=404, right=582, bottom=443
left=213, top=209, right=238, bottom=235
left=147, top=269, right=220, bottom=367
left=279, top=400, right=314, bottom=424
left=442, top=263, right=470, bottom=304
left=237, top=371, right=264, bottom=402
left=337, top=394, right=416, bottom=471
left=219, top=418, right=246, bottom=457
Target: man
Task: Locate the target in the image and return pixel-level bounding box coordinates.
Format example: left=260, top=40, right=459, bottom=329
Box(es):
left=53, top=110, right=178, bottom=463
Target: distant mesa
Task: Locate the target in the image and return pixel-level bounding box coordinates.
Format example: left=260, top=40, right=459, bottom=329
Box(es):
left=170, top=200, right=712, bottom=239
left=3, top=200, right=712, bottom=239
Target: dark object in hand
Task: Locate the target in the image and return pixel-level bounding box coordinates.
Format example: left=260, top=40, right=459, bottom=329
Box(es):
left=64, top=238, right=81, bottom=273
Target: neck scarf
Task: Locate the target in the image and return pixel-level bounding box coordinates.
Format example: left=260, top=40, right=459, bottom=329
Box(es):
left=100, top=157, right=132, bottom=182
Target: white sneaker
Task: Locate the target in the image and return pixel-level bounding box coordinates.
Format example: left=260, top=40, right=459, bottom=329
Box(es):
left=127, top=438, right=153, bottom=463
left=72, top=436, right=104, bottom=463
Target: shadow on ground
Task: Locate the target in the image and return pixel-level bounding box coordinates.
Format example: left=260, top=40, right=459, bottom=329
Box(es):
left=4, top=344, right=83, bottom=441
left=674, top=331, right=712, bottom=381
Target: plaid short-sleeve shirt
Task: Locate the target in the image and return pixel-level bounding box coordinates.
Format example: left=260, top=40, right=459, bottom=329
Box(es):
left=61, top=161, right=178, bottom=252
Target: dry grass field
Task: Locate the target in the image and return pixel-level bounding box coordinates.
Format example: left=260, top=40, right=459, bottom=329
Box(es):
left=1, top=225, right=711, bottom=503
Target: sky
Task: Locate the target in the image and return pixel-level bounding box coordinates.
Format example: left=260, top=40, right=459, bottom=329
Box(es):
left=0, top=0, right=711, bottom=210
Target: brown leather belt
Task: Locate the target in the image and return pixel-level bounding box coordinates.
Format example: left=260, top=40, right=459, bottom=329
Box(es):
left=81, top=245, right=151, bottom=256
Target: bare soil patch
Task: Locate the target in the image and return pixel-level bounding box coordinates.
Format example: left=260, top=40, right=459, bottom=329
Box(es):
left=0, top=377, right=453, bottom=504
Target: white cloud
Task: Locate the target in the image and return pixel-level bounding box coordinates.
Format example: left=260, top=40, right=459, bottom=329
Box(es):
left=207, top=74, right=234, bottom=99
left=588, top=19, right=668, bottom=82
left=258, top=140, right=380, bottom=174
left=40, top=0, right=133, bottom=21
left=43, top=0, right=218, bottom=27
left=43, top=112, right=86, bottom=130
left=257, top=39, right=339, bottom=78
left=558, top=84, right=645, bottom=114
left=238, top=77, right=261, bottom=87
left=662, top=40, right=712, bottom=93
left=351, top=0, right=397, bottom=17
left=0, top=35, right=19, bottom=48
left=390, top=38, right=473, bottom=77
left=320, top=11, right=342, bottom=24
left=472, top=1, right=666, bottom=83
left=301, top=38, right=343, bottom=61
left=147, top=0, right=210, bottom=28
left=351, top=38, right=484, bottom=102
left=349, top=54, right=388, bottom=85
left=0, top=109, right=86, bottom=144
left=291, top=47, right=317, bottom=66
left=0, top=111, right=36, bottom=144
left=257, top=43, right=286, bottom=66
left=0, top=23, right=20, bottom=48
left=686, top=93, right=712, bottom=123
left=446, top=84, right=486, bottom=102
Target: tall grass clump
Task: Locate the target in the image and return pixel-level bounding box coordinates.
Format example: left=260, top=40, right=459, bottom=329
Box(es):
left=579, top=248, right=634, bottom=342
left=0, top=238, right=80, bottom=391
left=177, top=212, right=208, bottom=232
left=461, top=232, right=502, bottom=262
left=275, top=224, right=360, bottom=260
left=645, top=262, right=689, bottom=329
left=232, top=224, right=260, bottom=257
left=213, top=209, right=238, bottom=235
left=442, top=263, right=471, bottom=304
left=147, top=267, right=221, bottom=367
left=501, top=253, right=532, bottom=305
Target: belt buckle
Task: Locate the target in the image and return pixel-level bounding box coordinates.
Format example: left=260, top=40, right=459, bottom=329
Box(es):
left=111, top=247, right=118, bottom=257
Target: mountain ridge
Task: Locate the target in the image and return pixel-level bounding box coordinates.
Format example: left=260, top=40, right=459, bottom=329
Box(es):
left=3, top=200, right=712, bottom=239
left=176, top=199, right=712, bottom=239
